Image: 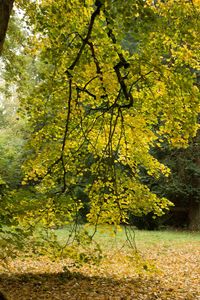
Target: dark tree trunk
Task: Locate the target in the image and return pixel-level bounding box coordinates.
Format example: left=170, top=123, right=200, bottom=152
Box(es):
left=188, top=132, right=200, bottom=231
left=188, top=200, right=200, bottom=231
left=0, top=0, right=14, bottom=54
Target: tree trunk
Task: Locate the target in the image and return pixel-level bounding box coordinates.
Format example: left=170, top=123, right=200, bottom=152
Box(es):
left=188, top=200, right=200, bottom=231
left=0, top=0, right=14, bottom=54
left=188, top=131, right=200, bottom=231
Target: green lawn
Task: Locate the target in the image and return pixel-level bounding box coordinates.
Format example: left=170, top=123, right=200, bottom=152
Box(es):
left=55, top=224, right=200, bottom=249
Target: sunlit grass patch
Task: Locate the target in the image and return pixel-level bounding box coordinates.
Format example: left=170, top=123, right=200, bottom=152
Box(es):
left=55, top=224, right=200, bottom=249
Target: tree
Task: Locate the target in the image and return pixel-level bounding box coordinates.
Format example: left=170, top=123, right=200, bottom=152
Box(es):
left=0, top=97, right=25, bottom=190
left=137, top=130, right=200, bottom=230
left=2, top=0, right=200, bottom=233
left=0, top=0, right=14, bottom=54
left=158, top=132, right=200, bottom=230
left=170, top=132, right=200, bottom=231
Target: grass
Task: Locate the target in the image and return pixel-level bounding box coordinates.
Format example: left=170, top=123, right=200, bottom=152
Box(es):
left=55, top=224, right=200, bottom=248
left=134, top=228, right=200, bottom=245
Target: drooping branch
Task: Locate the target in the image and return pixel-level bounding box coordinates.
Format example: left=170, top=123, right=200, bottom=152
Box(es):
left=60, top=72, right=72, bottom=192
left=87, top=40, right=108, bottom=99
left=114, top=62, right=134, bottom=108
left=68, top=0, right=103, bottom=72
left=60, top=1, right=103, bottom=191
left=103, top=9, right=134, bottom=109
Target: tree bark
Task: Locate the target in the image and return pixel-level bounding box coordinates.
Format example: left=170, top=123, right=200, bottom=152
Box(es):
left=188, top=131, right=200, bottom=231
left=0, top=0, right=14, bottom=54
left=188, top=200, right=200, bottom=231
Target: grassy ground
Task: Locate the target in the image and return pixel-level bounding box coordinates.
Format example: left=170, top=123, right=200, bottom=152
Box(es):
left=0, top=226, right=200, bottom=299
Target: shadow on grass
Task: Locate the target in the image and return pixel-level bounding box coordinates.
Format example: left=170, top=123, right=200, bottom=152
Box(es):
left=0, top=270, right=172, bottom=300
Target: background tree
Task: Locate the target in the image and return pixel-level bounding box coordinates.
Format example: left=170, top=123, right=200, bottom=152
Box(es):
left=0, top=96, right=25, bottom=190
left=135, top=130, right=200, bottom=231
left=156, top=132, right=200, bottom=230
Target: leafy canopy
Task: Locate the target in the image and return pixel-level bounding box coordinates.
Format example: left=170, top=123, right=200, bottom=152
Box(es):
left=9, top=0, right=200, bottom=227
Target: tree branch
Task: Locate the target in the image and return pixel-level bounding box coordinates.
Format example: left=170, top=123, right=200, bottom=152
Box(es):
left=103, top=10, right=134, bottom=108
left=68, top=0, right=103, bottom=71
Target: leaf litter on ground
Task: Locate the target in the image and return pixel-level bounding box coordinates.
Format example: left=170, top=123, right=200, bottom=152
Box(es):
left=0, top=231, right=199, bottom=299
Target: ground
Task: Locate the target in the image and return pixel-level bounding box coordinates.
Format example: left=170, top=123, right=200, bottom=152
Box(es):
left=0, top=228, right=199, bottom=299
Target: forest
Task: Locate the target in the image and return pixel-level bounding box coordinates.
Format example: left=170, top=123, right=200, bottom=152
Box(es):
left=0, top=1, right=200, bottom=299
